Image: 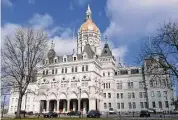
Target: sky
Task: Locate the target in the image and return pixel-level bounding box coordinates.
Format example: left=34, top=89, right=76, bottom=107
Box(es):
left=1, top=0, right=178, bottom=100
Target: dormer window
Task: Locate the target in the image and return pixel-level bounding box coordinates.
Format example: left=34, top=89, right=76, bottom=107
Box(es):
left=64, top=58, right=67, bottom=62
left=73, top=57, right=76, bottom=61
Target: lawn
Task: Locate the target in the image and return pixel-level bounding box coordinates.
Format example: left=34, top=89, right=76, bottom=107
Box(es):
left=1, top=118, right=107, bottom=120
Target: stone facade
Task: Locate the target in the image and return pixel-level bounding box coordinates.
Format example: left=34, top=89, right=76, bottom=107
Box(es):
left=8, top=5, right=174, bottom=114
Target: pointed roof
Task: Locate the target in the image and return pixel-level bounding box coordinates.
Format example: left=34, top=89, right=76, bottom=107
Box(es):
left=100, top=43, right=113, bottom=57
left=82, top=43, right=95, bottom=59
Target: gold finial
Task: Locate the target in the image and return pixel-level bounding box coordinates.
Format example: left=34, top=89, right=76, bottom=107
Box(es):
left=85, top=4, right=92, bottom=21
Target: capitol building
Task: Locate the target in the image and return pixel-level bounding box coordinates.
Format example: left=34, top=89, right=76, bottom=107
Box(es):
left=8, top=5, right=174, bottom=114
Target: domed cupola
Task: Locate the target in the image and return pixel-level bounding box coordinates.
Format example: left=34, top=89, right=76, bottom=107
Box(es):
left=77, top=4, right=101, bottom=55
left=47, top=41, right=56, bottom=63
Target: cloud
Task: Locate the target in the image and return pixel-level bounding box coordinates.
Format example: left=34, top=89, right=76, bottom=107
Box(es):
left=104, top=0, right=178, bottom=42
left=2, top=0, right=12, bottom=7
left=112, top=46, right=128, bottom=64
left=29, top=13, right=54, bottom=29
left=1, top=23, right=21, bottom=48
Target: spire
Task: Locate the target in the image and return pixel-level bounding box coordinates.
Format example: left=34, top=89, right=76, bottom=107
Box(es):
left=51, top=40, right=55, bottom=49
left=85, top=4, right=92, bottom=21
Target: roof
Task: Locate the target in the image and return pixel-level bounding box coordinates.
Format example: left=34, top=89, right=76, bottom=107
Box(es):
left=82, top=43, right=95, bottom=59
left=100, top=43, right=113, bottom=57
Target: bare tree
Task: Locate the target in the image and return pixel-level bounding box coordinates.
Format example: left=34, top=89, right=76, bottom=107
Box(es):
left=1, top=27, right=48, bottom=118
left=139, top=22, right=178, bottom=82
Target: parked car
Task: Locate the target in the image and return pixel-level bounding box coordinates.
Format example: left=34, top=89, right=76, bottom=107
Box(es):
left=87, top=110, right=101, bottom=118
left=14, top=110, right=26, bottom=115
left=43, top=111, right=58, bottom=118
left=140, top=110, right=150, bottom=117
left=148, top=108, right=156, bottom=114
left=67, top=111, right=81, bottom=116
left=109, top=108, right=117, bottom=114
left=27, top=111, right=33, bottom=115
left=171, top=110, right=178, bottom=114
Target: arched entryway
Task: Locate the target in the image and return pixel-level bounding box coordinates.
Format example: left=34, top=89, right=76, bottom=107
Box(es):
left=40, top=100, right=47, bottom=113
left=49, top=100, right=57, bottom=111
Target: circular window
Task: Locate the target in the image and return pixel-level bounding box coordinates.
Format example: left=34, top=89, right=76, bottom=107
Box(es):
left=62, top=77, right=65, bottom=80
left=53, top=79, right=55, bottom=81
left=73, top=77, right=75, bottom=79
left=43, top=79, right=46, bottom=82
left=83, top=76, right=86, bottom=79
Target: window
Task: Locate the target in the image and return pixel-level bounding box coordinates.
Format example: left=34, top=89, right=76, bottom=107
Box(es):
left=72, top=67, right=74, bottom=72
left=128, top=82, right=133, bottom=89
left=131, top=69, right=139, bottom=74
left=163, top=91, right=167, bottom=97
left=165, top=101, right=169, bottom=108
left=62, top=68, right=64, bottom=73
left=55, top=59, right=57, bottom=63
left=108, top=72, right=110, bottom=76
left=158, top=101, right=162, bottom=108
left=86, top=65, right=88, bottom=71
left=65, top=68, right=67, bottom=73
left=120, top=70, right=128, bottom=75
left=117, top=93, right=119, bottom=99
left=117, top=82, right=122, bottom=89
left=117, top=103, right=120, bottom=109
left=109, top=103, right=111, bottom=108
left=104, top=103, right=107, bottom=109
left=139, top=92, right=142, bottom=98
left=55, top=69, right=58, bottom=74
left=129, top=102, right=132, bottom=109
left=133, top=102, right=136, bottom=109
left=157, top=91, right=161, bottom=97
left=82, top=66, right=84, bottom=72
left=52, top=69, right=54, bottom=74
left=140, top=102, right=144, bottom=108
left=75, top=67, right=77, bottom=72
left=46, top=70, right=48, bottom=75
left=139, top=81, right=144, bottom=88
left=151, top=91, right=155, bottom=97
left=128, top=93, right=131, bottom=99
left=152, top=101, right=156, bottom=108
left=132, top=93, right=135, bottom=98
left=12, top=98, right=14, bottom=103
left=143, top=92, right=146, bottom=98
left=64, top=58, right=67, bottom=62
left=120, top=93, right=123, bottom=99
left=108, top=93, right=111, bottom=98
left=43, top=70, right=45, bottom=75
left=144, top=102, right=148, bottom=108
left=121, top=103, right=124, bottom=109
left=103, top=93, right=106, bottom=98
left=74, top=57, right=76, bottom=61
left=103, top=72, right=105, bottom=76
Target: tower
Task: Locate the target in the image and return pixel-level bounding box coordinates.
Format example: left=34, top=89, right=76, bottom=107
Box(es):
left=77, top=5, right=101, bottom=55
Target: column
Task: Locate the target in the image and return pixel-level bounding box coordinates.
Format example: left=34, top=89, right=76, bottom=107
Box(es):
left=89, top=98, right=96, bottom=110
left=67, top=99, right=70, bottom=112
left=78, top=99, right=81, bottom=111
left=57, top=100, right=60, bottom=113
left=38, top=101, right=41, bottom=113
left=47, top=100, right=50, bottom=112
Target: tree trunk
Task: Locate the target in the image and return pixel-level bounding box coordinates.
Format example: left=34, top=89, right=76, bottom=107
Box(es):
left=16, top=93, right=23, bottom=118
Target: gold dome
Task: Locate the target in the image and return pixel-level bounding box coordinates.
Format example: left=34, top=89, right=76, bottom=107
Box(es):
left=79, top=5, right=99, bottom=33
left=80, top=19, right=99, bottom=32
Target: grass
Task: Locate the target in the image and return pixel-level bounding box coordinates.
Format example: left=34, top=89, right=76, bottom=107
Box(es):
left=1, top=118, right=107, bottom=120
left=2, top=118, right=178, bottom=120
